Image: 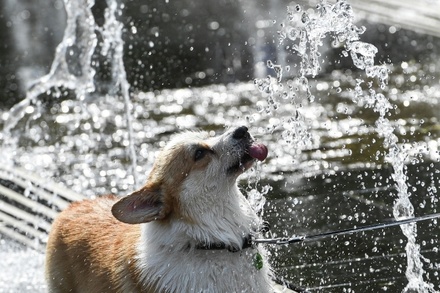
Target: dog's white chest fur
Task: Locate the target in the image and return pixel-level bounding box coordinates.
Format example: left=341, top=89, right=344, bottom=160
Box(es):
left=137, top=224, right=272, bottom=293
left=136, top=188, right=273, bottom=293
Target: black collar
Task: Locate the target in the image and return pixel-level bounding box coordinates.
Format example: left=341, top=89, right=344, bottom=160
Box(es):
left=195, top=234, right=254, bottom=253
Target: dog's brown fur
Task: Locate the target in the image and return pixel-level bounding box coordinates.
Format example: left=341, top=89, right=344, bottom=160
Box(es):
left=45, top=195, right=154, bottom=292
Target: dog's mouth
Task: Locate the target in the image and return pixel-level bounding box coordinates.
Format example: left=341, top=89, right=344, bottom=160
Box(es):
left=227, top=142, right=268, bottom=174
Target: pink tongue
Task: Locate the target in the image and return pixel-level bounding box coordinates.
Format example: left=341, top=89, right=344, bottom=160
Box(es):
left=249, top=143, right=268, bottom=161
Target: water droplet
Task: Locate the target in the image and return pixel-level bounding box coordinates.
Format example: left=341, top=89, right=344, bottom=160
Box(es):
left=256, top=102, right=265, bottom=113
left=301, top=12, right=309, bottom=23
left=267, top=60, right=274, bottom=68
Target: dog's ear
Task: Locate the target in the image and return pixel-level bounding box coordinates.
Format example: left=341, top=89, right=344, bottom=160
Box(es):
left=111, top=187, right=167, bottom=224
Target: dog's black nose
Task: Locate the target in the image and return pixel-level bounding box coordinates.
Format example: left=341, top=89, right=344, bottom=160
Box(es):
left=232, top=126, right=249, bottom=139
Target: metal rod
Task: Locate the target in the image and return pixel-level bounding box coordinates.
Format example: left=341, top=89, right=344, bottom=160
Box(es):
left=254, top=212, right=440, bottom=245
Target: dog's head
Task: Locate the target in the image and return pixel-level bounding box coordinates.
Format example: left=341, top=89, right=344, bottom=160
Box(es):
left=112, top=126, right=268, bottom=224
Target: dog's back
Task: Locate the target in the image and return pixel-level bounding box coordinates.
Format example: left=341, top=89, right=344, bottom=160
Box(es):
left=46, top=195, right=151, bottom=293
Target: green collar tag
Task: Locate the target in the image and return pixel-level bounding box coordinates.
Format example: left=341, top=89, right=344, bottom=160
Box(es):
left=253, top=252, right=263, bottom=270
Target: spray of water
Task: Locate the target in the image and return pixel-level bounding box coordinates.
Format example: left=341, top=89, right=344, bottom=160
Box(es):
left=0, top=0, right=138, bottom=185
left=256, top=1, right=437, bottom=291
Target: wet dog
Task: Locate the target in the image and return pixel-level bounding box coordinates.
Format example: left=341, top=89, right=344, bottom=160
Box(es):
left=45, top=126, right=277, bottom=292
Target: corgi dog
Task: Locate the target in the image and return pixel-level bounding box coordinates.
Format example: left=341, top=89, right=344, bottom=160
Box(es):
left=45, top=126, right=283, bottom=293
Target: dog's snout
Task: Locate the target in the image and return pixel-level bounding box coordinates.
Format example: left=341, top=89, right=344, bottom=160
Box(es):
left=232, top=126, right=249, bottom=140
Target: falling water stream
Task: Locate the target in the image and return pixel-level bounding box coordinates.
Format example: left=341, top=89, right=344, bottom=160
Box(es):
left=1, top=0, right=440, bottom=292
left=1, top=0, right=138, bottom=186
left=256, top=1, right=437, bottom=292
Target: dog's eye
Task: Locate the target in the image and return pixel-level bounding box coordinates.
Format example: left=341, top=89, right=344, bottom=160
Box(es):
left=194, top=148, right=208, bottom=161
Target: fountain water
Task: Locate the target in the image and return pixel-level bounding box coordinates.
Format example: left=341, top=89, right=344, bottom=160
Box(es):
left=1, top=0, right=440, bottom=292
left=255, top=1, right=437, bottom=292
left=0, top=0, right=138, bottom=185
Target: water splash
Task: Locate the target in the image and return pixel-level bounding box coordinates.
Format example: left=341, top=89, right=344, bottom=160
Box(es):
left=0, top=0, right=138, bottom=185
left=100, top=0, right=138, bottom=186
left=257, top=1, right=437, bottom=291
left=2, top=0, right=97, bottom=135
